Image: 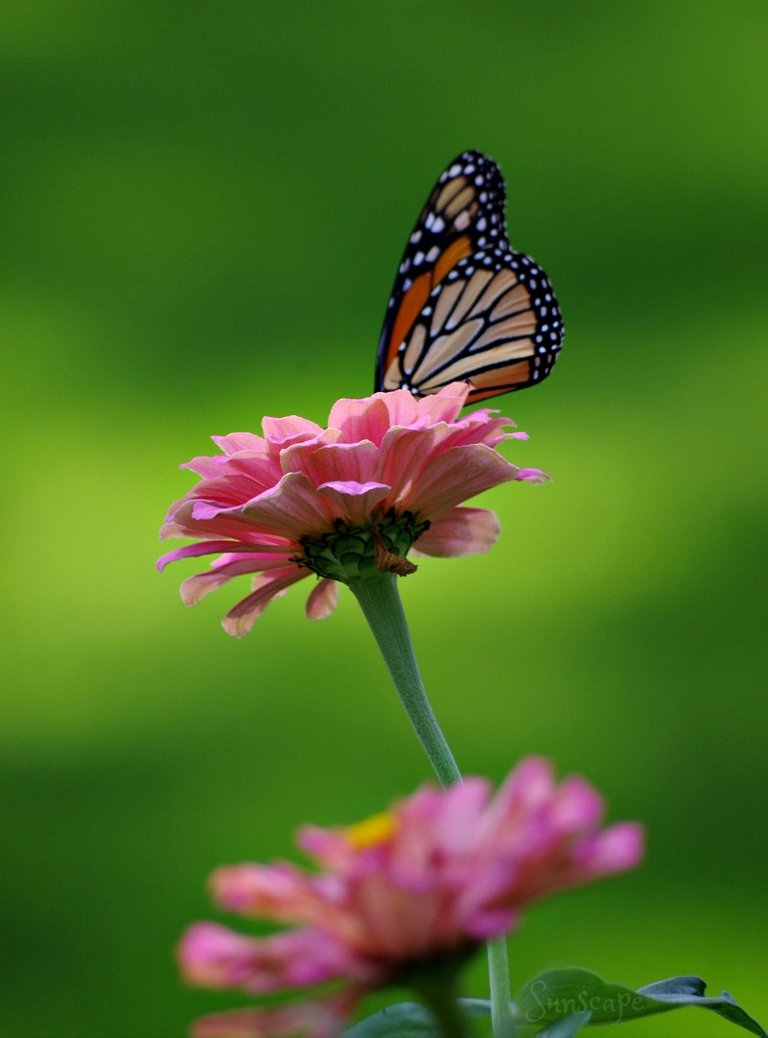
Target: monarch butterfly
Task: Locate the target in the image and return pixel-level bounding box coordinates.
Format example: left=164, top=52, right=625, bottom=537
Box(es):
left=375, top=150, right=564, bottom=404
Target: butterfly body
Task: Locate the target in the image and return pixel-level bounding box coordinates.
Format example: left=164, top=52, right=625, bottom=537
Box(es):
left=375, top=150, right=563, bottom=403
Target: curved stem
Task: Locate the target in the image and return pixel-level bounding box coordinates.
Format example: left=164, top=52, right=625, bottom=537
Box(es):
left=348, top=573, right=516, bottom=1037
left=348, top=573, right=460, bottom=786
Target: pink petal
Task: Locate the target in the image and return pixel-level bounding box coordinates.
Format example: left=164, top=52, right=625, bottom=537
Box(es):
left=496, top=757, right=556, bottom=813
left=157, top=541, right=291, bottom=572
left=213, top=862, right=349, bottom=940
left=374, top=389, right=421, bottom=428
left=283, top=441, right=381, bottom=487
left=222, top=569, right=309, bottom=637
left=296, top=825, right=357, bottom=870
left=461, top=905, right=519, bottom=941
left=376, top=426, right=442, bottom=504
left=278, top=429, right=343, bottom=474
left=183, top=455, right=230, bottom=478
left=188, top=473, right=279, bottom=512
left=181, top=559, right=298, bottom=606
left=405, top=443, right=521, bottom=516
left=179, top=923, right=351, bottom=995
left=327, top=395, right=376, bottom=433
left=265, top=929, right=355, bottom=989
left=476, top=758, right=554, bottom=843
left=315, top=481, right=391, bottom=524
left=240, top=473, right=337, bottom=540
left=192, top=992, right=360, bottom=1038
left=328, top=398, right=393, bottom=448
left=213, top=870, right=348, bottom=936
left=306, top=579, right=339, bottom=620
left=179, top=922, right=263, bottom=989
left=414, top=382, right=470, bottom=423
left=437, top=414, right=518, bottom=450
left=262, top=416, right=324, bottom=447
left=389, top=781, right=489, bottom=890
left=553, top=776, right=605, bottom=831
left=212, top=863, right=316, bottom=921
left=429, top=778, right=492, bottom=853
left=161, top=503, right=292, bottom=545
left=578, top=822, right=645, bottom=874
left=515, top=467, right=551, bottom=484
left=223, top=453, right=286, bottom=489
left=213, top=433, right=270, bottom=456
left=191, top=500, right=243, bottom=521
left=412, top=506, right=500, bottom=557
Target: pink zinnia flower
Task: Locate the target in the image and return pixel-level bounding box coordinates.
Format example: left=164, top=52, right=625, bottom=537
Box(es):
left=158, top=383, right=546, bottom=636
left=179, top=758, right=643, bottom=1037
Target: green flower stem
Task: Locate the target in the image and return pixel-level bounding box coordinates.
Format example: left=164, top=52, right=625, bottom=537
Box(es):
left=348, top=573, right=461, bottom=786
left=487, top=937, right=515, bottom=1038
left=348, top=572, right=516, bottom=1038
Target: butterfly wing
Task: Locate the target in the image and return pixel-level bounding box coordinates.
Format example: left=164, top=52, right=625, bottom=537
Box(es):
left=375, top=150, right=563, bottom=403
left=375, top=151, right=508, bottom=390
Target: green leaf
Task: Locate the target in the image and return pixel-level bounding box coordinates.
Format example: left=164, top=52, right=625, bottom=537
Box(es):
left=458, top=998, right=591, bottom=1037
left=344, top=1002, right=439, bottom=1038
left=533, top=1011, right=592, bottom=1037
left=345, top=999, right=491, bottom=1038
left=457, top=999, right=493, bottom=1018
left=516, top=968, right=766, bottom=1037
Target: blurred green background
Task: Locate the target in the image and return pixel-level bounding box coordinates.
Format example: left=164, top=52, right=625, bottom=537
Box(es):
left=2, top=3, right=766, bottom=1036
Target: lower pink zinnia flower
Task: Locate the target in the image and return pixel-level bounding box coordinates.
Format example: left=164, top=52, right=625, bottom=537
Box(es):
left=158, top=383, right=547, bottom=636
left=179, top=758, right=643, bottom=1037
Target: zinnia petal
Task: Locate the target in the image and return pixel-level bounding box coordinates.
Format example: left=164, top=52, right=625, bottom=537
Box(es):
left=327, top=397, right=393, bottom=448
left=315, top=481, right=391, bottom=524
left=306, top=579, right=340, bottom=620
left=191, top=993, right=360, bottom=1038
left=240, top=473, right=337, bottom=540
left=179, top=923, right=264, bottom=989
left=181, top=555, right=298, bottom=606
left=413, top=506, right=500, bottom=557
left=262, top=416, right=324, bottom=448
left=157, top=541, right=288, bottom=572
left=404, top=443, right=521, bottom=516
left=414, top=382, right=470, bottom=423
left=212, top=433, right=270, bottom=456
left=221, top=569, right=309, bottom=637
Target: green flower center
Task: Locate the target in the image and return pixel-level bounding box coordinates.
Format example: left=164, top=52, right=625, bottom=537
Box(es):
left=297, top=510, right=430, bottom=583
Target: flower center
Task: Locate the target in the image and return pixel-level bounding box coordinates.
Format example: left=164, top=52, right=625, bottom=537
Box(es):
left=345, top=810, right=397, bottom=850
left=297, top=511, right=430, bottom=583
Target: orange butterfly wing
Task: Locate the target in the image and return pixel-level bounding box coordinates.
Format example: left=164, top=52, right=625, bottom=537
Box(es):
left=375, top=150, right=563, bottom=402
